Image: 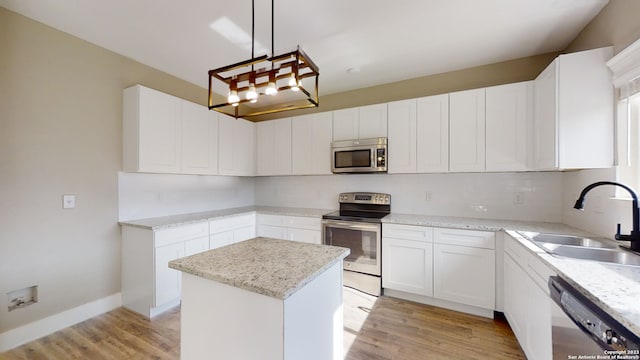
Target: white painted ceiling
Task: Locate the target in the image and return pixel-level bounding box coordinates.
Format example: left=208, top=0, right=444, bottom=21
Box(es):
left=1, top=0, right=608, bottom=95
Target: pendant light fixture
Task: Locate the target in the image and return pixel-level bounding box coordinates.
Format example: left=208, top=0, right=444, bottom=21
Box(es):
left=208, top=0, right=319, bottom=119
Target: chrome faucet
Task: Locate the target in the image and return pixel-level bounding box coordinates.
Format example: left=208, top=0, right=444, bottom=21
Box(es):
left=573, top=181, right=640, bottom=252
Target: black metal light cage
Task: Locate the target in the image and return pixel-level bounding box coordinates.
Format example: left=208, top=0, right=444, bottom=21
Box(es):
left=208, top=46, right=319, bottom=119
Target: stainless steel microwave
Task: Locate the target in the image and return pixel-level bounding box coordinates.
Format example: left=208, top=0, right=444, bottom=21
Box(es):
left=331, top=137, right=387, bottom=174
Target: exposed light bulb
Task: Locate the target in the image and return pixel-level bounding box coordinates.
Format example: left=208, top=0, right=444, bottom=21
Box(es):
left=265, top=82, right=277, bottom=95
left=228, top=77, right=240, bottom=105
left=265, top=71, right=278, bottom=96
left=227, top=89, right=240, bottom=104
left=246, top=84, right=257, bottom=101
left=289, top=73, right=299, bottom=91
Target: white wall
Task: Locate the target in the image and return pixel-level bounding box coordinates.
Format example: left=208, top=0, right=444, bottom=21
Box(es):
left=255, top=172, right=564, bottom=222
left=562, top=168, right=632, bottom=239
left=118, top=173, right=255, bottom=221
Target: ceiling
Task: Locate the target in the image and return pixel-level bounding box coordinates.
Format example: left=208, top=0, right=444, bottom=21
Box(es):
left=1, top=0, right=609, bottom=96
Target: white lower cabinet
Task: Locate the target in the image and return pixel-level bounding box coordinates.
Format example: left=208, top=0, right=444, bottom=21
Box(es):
left=256, top=214, right=322, bottom=244
left=433, top=228, right=495, bottom=310
left=184, top=236, right=209, bottom=256
left=122, top=221, right=210, bottom=318
left=123, top=211, right=329, bottom=319
left=209, top=213, right=256, bottom=249
left=382, top=224, right=433, bottom=296
left=433, top=243, right=495, bottom=309
left=154, top=242, right=184, bottom=307
left=382, top=225, right=495, bottom=314
left=504, top=234, right=554, bottom=360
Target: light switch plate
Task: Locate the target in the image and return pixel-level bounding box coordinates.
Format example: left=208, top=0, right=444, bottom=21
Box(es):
left=63, top=195, right=76, bottom=209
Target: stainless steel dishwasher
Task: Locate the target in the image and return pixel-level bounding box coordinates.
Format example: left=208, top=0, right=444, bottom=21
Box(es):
left=549, top=276, right=640, bottom=358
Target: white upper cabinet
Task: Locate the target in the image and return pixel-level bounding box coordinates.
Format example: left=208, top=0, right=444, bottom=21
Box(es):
left=123, top=85, right=182, bottom=173
left=123, top=84, right=220, bottom=175
left=291, top=112, right=333, bottom=175
left=417, top=94, right=450, bottom=173
left=387, top=99, right=417, bottom=173
left=534, top=47, right=614, bottom=170
left=181, top=100, right=218, bottom=175
left=256, top=118, right=292, bottom=176
left=332, top=104, right=387, bottom=141
left=485, top=81, right=533, bottom=172
left=332, top=108, right=359, bottom=140
left=358, top=104, right=388, bottom=139
left=218, top=114, right=255, bottom=176
left=449, top=88, right=486, bottom=172
left=388, top=95, right=449, bottom=174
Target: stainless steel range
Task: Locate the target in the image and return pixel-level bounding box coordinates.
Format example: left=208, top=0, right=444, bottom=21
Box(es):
left=322, top=192, right=391, bottom=296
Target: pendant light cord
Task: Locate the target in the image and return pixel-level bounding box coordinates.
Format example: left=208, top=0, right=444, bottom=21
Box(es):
left=251, top=0, right=255, bottom=59
left=271, top=0, right=274, bottom=59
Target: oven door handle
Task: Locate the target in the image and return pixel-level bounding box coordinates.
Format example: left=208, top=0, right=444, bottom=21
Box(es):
left=323, top=220, right=380, bottom=232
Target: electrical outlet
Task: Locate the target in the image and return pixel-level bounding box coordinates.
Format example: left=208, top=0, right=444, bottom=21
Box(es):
left=63, top=195, right=76, bottom=209
left=513, top=192, right=524, bottom=205
left=425, top=192, right=432, bottom=202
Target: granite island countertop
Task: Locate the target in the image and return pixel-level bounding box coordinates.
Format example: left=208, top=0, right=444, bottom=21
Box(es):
left=168, top=237, right=350, bottom=300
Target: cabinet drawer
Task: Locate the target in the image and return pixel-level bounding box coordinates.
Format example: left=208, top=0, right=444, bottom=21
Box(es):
left=383, top=224, right=433, bottom=242
left=258, top=224, right=287, bottom=239
left=257, top=214, right=286, bottom=227
left=258, top=214, right=321, bottom=230
left=210, top=213, right=255, bottom=234
left=433, top=228, right=495, bottom=249
left=154, top=222, right=209, bottom=247
left=285, top=216, right=321, bottom=230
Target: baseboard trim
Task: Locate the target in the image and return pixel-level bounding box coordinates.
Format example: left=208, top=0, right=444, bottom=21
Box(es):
left=0, top=293, right=122, bottom=352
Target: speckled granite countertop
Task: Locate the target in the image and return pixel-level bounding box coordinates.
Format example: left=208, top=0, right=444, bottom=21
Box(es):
left=119, top=206, right=333, bottom=230
left=168, top=237, right=349, bottom=300
left=382, top=213, right=594, bottom=234
left=506, top=230, right=640, bottom=338
left=124, top=207, right=640, bottom=336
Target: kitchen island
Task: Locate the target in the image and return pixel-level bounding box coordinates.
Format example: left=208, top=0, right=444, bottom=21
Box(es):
left=169, top=237, right=350, bottom=360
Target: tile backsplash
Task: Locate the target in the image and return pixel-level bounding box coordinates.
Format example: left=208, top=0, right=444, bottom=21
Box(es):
left=255, top=172, right=564, bottom=222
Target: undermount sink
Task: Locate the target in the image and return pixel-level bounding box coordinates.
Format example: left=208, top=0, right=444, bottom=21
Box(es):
left=530, top=233, right=616, bottom=249
left=517, top=231, right=640, bottom=266
left=539, top=243, right=640, bottom=266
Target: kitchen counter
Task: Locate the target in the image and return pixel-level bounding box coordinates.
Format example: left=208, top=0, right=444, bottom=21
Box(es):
left=506, top=230, right=640, bottom=338
left=119, top=206, right=333, bottom=230
left=170, top=237, right=349, bottom=360
left=382, top=213, right=593, bottom=234
left=122, top=207, right=640, bottom=338
left=385, top=213, right=640, bottom=338
left=169, top=237, right=349, bottom=299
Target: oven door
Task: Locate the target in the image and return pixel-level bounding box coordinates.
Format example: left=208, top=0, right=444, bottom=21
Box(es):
left=322, top=220, right=381, bottom=275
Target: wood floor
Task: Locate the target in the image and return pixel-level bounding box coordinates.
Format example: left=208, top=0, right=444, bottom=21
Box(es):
left=1, top=289, right=525, bottom=360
